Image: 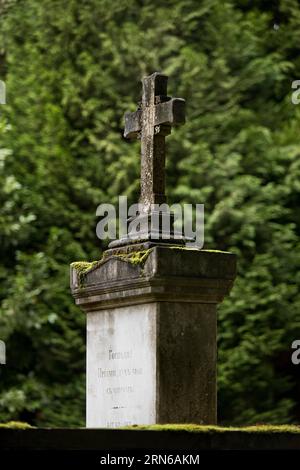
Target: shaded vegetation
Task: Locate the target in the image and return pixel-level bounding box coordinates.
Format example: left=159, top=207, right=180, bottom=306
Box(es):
left=0, top=0, right=300, bottom=426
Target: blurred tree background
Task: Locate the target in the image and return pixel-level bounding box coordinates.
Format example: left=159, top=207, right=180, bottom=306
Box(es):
left=0, top=0, right=300, bottom=426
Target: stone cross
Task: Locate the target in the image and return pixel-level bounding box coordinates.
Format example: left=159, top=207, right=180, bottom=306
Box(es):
left=71, top=72, right=237, bottom=429
left=124, top=72, right=185, bottom=212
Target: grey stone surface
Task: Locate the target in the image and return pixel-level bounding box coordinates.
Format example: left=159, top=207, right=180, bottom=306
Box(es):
left=124, top=72, right=185, bottom=211
left=87, top=304, right=157, bottom=428
left=156, top=302, right=217, bottom=424
left=110, top=72, right=187, bottom=249
left=71, top=247, right=236, bottom=427
left=71, top=247, right=236, bottom=308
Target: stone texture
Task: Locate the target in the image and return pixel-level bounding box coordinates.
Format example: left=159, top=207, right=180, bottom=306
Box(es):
left=157, top=302, right=217, bottom=424
left=123, top=72, right=185, bottom=211
left=110, top=72, right=188, bottom=249
left=86, top=304, right=157, bottom=428
left=3, top=427, right=300, bottom=452
left=71, top=247, right=236, bottom=427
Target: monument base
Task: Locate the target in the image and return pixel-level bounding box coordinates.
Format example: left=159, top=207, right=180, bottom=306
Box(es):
left=70, top=246, right=236, bottom=428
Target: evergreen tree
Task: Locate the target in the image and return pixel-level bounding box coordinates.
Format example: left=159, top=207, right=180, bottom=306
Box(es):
left=0, top=0, right=299, bottom=425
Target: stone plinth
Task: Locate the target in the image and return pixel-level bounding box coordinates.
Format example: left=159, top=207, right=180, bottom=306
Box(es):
left=70, top=247, right=236, bottom=428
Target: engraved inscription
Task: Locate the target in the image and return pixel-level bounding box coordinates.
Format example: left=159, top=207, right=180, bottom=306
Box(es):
left=98, top=348, right=144, bottom=402
left=86, top=305, right=156, bottom=428
left=109, top=348, right=133, bottom=360
left=98, top=366, right=143, bottom=379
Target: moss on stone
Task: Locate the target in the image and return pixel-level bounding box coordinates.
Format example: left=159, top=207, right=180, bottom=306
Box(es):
left=201, top=249, right=231, bottom=254
left=123, top=424, right=300, bottom=434
left=71, top=249, right=153, bottom=287
left=71, top=245, right=232, bottom=289
left=0, top=422, right=299, bottom=433
left=0, top=421, right=34, bottom=429
left=113, top=249, right=153, bottom=266
left=169, top=246, right=230, bottom=254
left=71, top=261, right=96, bottom=273
left=169, top=246, right=199, bottom=251
left=71, top=260, right=100, bottom=287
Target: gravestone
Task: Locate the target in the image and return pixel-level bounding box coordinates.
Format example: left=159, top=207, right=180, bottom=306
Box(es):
left=70, top=72, right=236, bottom=428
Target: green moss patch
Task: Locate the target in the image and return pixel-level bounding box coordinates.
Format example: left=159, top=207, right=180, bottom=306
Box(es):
left=71, top=260, right=100, bottom=287
left=0, top=422, right=299, bottom=434
left=71, top=246, right=230, bottom=288
left=124, top=424, right=300, bottom=434
left=170, top=246, right=230, bottom=254
left=71, top=249, right=153, bottom=287
left=112, top=249, right=153, bottom=266
left=0, top=421, right=34, bottom=429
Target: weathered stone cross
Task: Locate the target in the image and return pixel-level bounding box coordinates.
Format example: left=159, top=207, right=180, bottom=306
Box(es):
left=124, top=72, right=185, bottom=212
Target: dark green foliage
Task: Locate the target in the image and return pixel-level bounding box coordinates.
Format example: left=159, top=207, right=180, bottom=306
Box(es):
left=0, top=0, right=300, bottom=426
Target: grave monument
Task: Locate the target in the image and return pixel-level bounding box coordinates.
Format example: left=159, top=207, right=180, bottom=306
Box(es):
left=70, top=72, right=236, bottom=428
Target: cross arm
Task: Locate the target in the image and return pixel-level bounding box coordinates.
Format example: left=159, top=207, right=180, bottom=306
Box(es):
left=155, top=98, right=185, bottom=127
left=124, top=109, right=142, bottom=139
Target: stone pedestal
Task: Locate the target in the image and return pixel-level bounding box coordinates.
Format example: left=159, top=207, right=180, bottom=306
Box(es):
left=70, top=246, right=236, bottom=428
